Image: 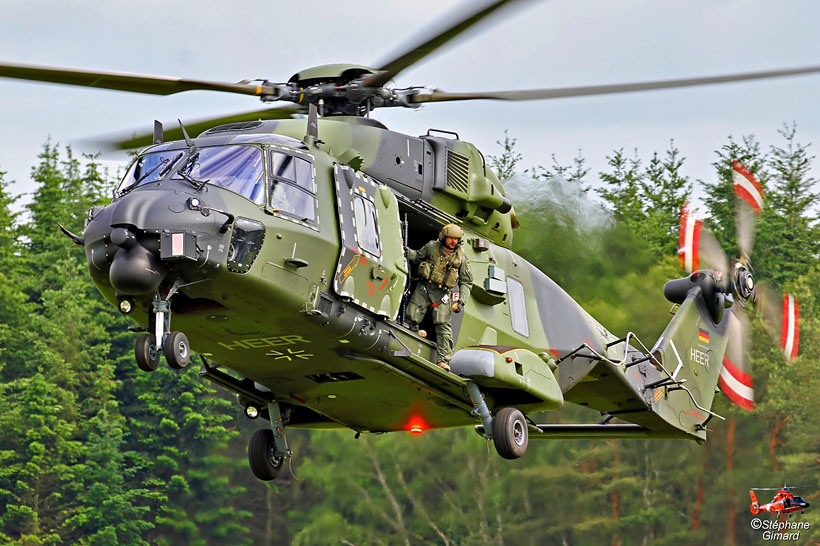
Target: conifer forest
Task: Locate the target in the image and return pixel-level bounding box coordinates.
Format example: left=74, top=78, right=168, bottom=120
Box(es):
left=0, top=125, right=818, bottom=545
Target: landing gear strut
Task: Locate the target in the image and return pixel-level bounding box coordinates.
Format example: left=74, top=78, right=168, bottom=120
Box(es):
left=467, top=382, right=529, bottom=460
left=134, top=282, right=190, bottom=371
left=248, top=401, right=291, bottom=481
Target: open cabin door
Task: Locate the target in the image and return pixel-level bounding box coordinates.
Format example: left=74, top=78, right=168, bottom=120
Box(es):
left=332, top=165, right=408, bottom=320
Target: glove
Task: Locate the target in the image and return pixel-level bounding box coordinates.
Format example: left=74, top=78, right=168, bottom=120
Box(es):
left=452, top=300, right=464, bottom=313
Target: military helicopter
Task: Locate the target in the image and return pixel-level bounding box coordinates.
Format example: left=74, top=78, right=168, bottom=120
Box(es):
left=0, top=0, right=814, bottom=481
left=749, top=486, right=811, bottom=517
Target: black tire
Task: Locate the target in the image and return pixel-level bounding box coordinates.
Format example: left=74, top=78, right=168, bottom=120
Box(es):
left=163, top=331, right=190, bottom=369
left=492, top=407, right=528, bottom=460
left=135, top=334, right=160, bottom=372
left=248, top=429, right=285, bottom=481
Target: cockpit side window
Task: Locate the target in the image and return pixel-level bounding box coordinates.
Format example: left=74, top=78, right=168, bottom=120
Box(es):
left=269, top=152, right=316, bottom=223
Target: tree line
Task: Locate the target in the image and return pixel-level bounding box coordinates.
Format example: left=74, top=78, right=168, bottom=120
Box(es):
left=0, top=126, right=817, bottom=544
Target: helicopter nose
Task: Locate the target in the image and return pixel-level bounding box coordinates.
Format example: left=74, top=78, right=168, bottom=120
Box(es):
left=108, top=227, right=168, bottom=295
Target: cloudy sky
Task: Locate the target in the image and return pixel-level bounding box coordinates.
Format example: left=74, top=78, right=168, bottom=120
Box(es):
left=1, top=0, right=819, bottom=208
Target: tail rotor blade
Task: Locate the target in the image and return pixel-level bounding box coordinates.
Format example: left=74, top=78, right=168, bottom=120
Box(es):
left=756, top=282, right=800, bottom=361
left=678, top=201, right=728, bottom=274
left=678, top=200, right=701, bottom=273
left=732, top=161, right=763, bottom=259
left=700, top=229, right=730, bottom=277
left=720, top=308, right=754, bottom=411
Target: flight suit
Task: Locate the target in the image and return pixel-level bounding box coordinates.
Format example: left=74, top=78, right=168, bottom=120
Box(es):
left=406, top=240, right=473, bottom=364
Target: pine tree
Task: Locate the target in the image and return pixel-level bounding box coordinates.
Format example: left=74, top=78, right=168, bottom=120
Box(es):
left=755, top=123, right=818, bottom=286
left=488, top=130, right=523, bottom=181
left=528, top=150, right=590, bottom=188
left=122, top=367, right=252, bottom=545
left=702, top=134, right=766, bottom=259
left=640, top=141, right=692, bottom=257
left=0, top=372, right=83, bottom=544
left=597, top=149, right=645, bottom=230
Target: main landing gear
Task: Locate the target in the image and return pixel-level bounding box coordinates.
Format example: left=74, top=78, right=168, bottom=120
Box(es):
left=467, top=382, right=529, bottom=460
left=134, top=285, right=191, bottom=372
left=247, top=401, right=291, bottom=481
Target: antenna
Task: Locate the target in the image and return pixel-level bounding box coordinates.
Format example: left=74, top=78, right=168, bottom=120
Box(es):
left=304, top=103, right=323, bottom=146
left=177, top=119, right=194, bottom=146
left=153, top=120, right=164, bottom=145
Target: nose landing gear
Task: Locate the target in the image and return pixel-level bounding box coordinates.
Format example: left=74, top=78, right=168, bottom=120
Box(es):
left=134, top=283, right=191, bottom=371
left=163, top=330, right=191, bottom=369
left=135, top=333, right=161, bottom=372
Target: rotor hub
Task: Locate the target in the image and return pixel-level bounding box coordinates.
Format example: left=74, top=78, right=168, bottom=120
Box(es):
left=733, top=261, right=755, bottom=304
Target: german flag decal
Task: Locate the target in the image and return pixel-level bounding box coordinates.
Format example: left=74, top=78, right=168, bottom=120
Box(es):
left=698, top=328, right=710, bottom=344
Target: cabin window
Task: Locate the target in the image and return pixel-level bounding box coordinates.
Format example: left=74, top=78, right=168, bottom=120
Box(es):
left=181, top=145, right=266, bottom=204
left=507, top=277, right=529, bottom=337
left=269, top=152, right=316, bottom=222
left=352, top=195, right=380, bottom=256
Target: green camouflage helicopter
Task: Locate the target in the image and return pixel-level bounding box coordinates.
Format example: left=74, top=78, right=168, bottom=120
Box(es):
left=0, top=0, right=811, bottom=481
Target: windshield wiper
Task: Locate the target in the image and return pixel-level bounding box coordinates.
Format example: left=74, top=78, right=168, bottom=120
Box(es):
left=176, top=151, right=210, bottom=191
left=158, top=152, right=184, bottom=178
left=119, top=152, right=184, bottom=196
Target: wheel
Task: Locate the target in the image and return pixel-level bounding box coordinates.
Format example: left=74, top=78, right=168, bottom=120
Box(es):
left=163, top=331, right=190, bottom=369
left=135, top=334, right=160, bottom=372
left=492, top=407, right=528, bottom=460
left=248, top=429, right=285, bottom=481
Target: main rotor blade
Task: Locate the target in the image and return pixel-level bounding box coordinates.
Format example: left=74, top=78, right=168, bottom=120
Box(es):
left=410, top=65, right=820, bottom=103
left=0, top=61, right=278, bottom=97
left=363, top=0, right=525, bottom=87
left=757, top=282, right=800, bottom=361
left=85, top=106, right=301, bottom=151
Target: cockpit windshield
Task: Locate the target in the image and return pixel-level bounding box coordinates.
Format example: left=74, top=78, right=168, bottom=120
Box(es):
left=117, top=150, right=184, bottom=196
left=116, top=145, right=266, bottom=205
left=173, top=145, right=265, bottom=204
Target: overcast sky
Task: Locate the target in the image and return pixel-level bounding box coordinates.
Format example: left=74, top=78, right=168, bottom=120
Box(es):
left=2, top=0, right=819, bottom=210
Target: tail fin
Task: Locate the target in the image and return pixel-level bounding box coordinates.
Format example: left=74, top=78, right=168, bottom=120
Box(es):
left=749, top=490, right=760, bottom=515
left=652, top=274, right=732, bottom=437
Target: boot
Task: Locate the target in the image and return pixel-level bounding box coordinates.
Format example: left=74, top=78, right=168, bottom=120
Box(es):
left=436, top=361, right=450, bottom=372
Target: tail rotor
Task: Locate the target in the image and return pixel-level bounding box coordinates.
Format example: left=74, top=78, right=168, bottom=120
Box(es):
left=676, top=161, right=800, bottom=411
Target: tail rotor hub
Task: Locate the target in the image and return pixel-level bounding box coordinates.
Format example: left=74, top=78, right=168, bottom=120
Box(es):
left=733, top=261, right=755, bottom=305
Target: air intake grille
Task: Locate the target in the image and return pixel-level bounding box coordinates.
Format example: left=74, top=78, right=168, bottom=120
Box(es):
left=446, top=150, right=470, bottom=194
left=205, top=121, right=263, bottom=134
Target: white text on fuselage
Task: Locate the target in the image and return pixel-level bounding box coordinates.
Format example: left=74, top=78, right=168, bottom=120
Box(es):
left=690, top=347, right=709, bottom=367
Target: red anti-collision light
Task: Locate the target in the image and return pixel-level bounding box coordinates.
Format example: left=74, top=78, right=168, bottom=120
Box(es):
left=506, top=357, right=513, bottom=363
left=407, top=417, right=426, bottom=434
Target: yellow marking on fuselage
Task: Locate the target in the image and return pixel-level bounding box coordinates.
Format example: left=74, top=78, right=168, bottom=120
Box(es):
left=654, top=389, right=664, bottom=402
left=218, top=335, right=310, bottom=351
left=338, top=253, right=366, bottom=283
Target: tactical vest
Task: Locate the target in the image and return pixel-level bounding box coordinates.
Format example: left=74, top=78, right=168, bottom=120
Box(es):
left=418, top=245, right=463, bottom=289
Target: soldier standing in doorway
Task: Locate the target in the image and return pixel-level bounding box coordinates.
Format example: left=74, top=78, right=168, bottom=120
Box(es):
left=406, top=224, right=473, bottom=371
